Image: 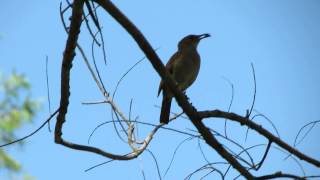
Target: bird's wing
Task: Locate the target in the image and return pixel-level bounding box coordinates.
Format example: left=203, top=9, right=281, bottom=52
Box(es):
left=157, top=52, right=181, bottom=96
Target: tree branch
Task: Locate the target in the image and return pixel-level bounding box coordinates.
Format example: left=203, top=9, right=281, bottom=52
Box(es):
left=55, top=0, right=154, bottom=161
left=94, top=0, right=255, bottom=178
left=55, top=0, right=85, bottom=143
left=198, top=109, right=320, bottom=168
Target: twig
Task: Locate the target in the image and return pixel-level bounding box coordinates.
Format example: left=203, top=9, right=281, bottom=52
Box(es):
left=184, top=162, right=227, bottom=180
left=245, top=63, right=257, bottom=141
left=294, top=120, right=320, bottom=147
left=87, top=120, right=199, bottom=145
left=221, top=76, right=234, bottom=138
left=45, top=55, right=52, bottom=132
left=252, top=110, right=281, bottom=138
left=146, top=149, right=162, bottom=180
left=0, top=109, right=59, bottom=148
left=255, top=141, right=271, bottom=170
left=85, top=159, right=115, bottom=172
left=247, top=62, right=256, bottom=118
left=95, top=1, right=255, bottom=178
left=164, top=137, right=195, bottom=178
left=199, top=109, right=320, bottom=168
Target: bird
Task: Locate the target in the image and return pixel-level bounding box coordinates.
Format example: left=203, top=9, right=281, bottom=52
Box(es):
left=158, top=33, right=210, bottom=124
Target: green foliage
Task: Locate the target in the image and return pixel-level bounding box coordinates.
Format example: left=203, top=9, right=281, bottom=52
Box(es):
left=0, top=71, right=41, bottom=174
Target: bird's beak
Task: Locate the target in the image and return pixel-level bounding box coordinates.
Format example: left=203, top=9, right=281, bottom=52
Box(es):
left=198, top=33, right=211, bottom=40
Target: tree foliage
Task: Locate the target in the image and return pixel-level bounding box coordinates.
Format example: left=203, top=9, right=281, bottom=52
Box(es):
left=0, top=71, right=41, bottom=174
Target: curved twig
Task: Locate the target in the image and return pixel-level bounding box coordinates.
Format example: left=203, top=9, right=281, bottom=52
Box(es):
left=251, top=110, right=281, bottom=138
left=94, top=0, right=255, bottom=178
left=294, top=120, right=320, bottom=147
left=184, top=162, right=227, bottom=180
left=45, top=55, right=52, bottom=132
left=146, top=149, right=162, bottom=180
left=0, top=108, right=59, bottom=148
left=88, top=120, right=198, bottom=145
left=199, top=110, right=320, bottom=168
left=221, top=76, right=234, bottom=138
left=164, top=137, right=195, bottom=178
left=245, top=63, right=257, bottom=141
left=247, top=62, right=256, bottom=118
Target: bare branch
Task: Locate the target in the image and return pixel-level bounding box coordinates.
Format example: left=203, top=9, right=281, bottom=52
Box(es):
left=53, top=1, right=319, bottom=179
left=45, top=55, right=52, bottom=132
left=252, top=110, right=281, bottom=138
left=164, top=137, right=195, bottom=178
left=56, top=0, right=139, bottom=161
left=199, top=109, right=320, bottom=168
left=221, top=76, right=235, bottom=138
left=256, top=171, right=320, bottom=180
left=146, top=149, right=162, bottom=180
left=94, top=0, right=255, bottom=178
left=245, top=63, right=257, bottom=141
left=0, top=109, right=59, bottom=148
left=247, top=62, right=256, bottom=118
left=294, top=120, right=320, bottom=147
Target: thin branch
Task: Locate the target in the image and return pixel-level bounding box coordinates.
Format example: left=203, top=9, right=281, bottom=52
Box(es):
left=164, top=137, right=195, bottom=178
left=85, top=1, right=101, bottom=31
left=294, top=120, right=320, bottom=147
left=91, top=31, right=107, bottom=92
left=83, top=9, right=101, bottom=46
left=198, top=138, right=215, bottom=172
left=252, top=110, right=281, bottom=138
left=88, top=2, right=107, bottom=64
left=247, top=62, right=256, bottom=118
left=146, top=149, right=162, bottom=180
left=0, top=108, right=59, bottom=148
left=111, top=55, right=146, bottom=126
left=85, top=159, right=115, bottom=172
left=221, top=76, right=234, bottom=138
left=45, top=55, right=52, bottom=132
left=199, top=110, right=320, bottom=168
left=204, top=128, right=255, bottom=167
left=186, top=128, right=256, bottom=168
left=94, top=0, right=255, bottom=178
left=88, top=120, right=199, bottom=145
left=272, top=146, right=306, bottom=176
left=245, top=63, right=257, bottom=141
left=254, top=141, right=271, bottom=170
left=78, top=41, right=128, bottom=143
left=59, top=2, right=70, bottom=33
left=56, top=0, right=142, bottom=161
left=256, top=171, right=320, bottom=180
left=184, top=162, right=227, bottom=180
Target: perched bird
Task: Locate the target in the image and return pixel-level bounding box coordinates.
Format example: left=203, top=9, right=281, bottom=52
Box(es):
left=158, top=33, right=210, bottom=124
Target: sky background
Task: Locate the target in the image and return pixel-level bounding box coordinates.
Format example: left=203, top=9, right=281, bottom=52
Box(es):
left=1, top=0, right=320, bottom=179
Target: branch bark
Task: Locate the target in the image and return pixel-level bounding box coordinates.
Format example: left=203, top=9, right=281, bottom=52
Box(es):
left=94, top=0, right=255, bottom=178
left=55, top=0, right=319, bottom=178
left=199, top=109, right=320, bottom=168
left=55, top=0, right=164, bottom=161
left=55, top=0, right=84, bottom=142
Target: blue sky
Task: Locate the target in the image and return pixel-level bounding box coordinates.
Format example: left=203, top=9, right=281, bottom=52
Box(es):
left=1, top=0, right=320, bottom=179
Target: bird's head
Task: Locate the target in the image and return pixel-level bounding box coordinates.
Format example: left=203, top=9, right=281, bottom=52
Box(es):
left=178, top=33, right=210, bottom=50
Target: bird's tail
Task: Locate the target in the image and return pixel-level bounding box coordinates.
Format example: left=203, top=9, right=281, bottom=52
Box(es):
left=160, top=95, right=172, bottom=124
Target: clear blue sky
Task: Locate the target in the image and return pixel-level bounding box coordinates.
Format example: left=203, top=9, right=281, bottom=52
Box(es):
left=1, top=0, right=320, bottom=179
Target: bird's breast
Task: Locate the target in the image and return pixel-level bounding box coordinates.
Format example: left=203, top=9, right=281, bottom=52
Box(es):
left=172, top=51, right=200, bottom=91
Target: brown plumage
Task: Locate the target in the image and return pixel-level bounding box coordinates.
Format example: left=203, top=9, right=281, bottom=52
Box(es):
left=158, top=33, right=210, bottom=124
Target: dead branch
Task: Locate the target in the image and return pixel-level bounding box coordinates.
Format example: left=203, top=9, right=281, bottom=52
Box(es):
left=198, top=109, right=320, bottom=168
left=94, top=0, right=255, bottom=178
